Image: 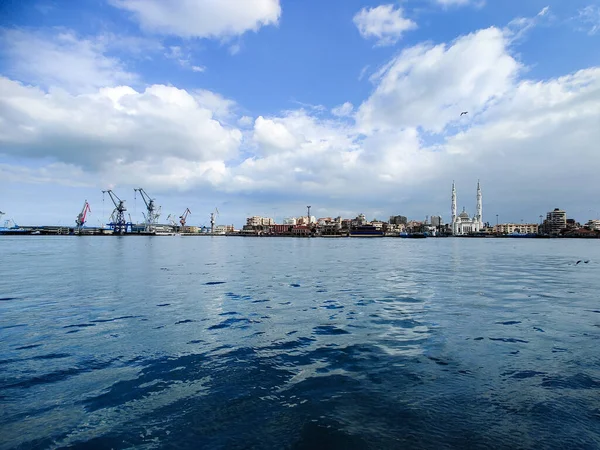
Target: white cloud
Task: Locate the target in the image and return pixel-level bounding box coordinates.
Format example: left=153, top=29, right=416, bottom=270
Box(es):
left=576, top=5, right=600, bottom=35
left=253, top=116, right=299, bottom=154
left=0, top=78, right=242, bottom=177
left=331, top=102, right=354, bottom=117
left=164, top=45, right=206, bottom=72
left=357, top=27, right=520, bottom=134
left=353, top=4, right=417, bottom=46
left=238, top=116, right=254, bottom=127
left=0, top=28, right=137, bottom=93
left=193, top=90, right=237, bottom=121
left=111, top=0, right=281, bottom=39
left=506, top=6, right=551, bottom=42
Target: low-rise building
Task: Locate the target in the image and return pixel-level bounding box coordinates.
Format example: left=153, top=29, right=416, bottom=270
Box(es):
left=494, top=223, right=539, bottom=234
left=291, top=225, right=311, bottom=236
left=246, top=216, right=275, bottom=227
left=585, top=219, right=600, bottom=231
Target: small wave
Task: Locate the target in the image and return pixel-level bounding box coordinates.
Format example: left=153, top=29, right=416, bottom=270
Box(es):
left=175, top=319, right=196, bottom=325
left=15, top=343, right=43, bottom=350
left=489, top=337, right=529, bottom=343
left=496, top=321, right=521, bottom=325
left=205, top=281, right=226, bottom=285
left=90, top=315, right=138, bottom=323
left=541, top=373, right=600, bottom=389
left=0, top=297, right=18, bottom=301
left=63, top=323, right=96, bottom=329
left=31, top=353, right=71, bottom=360
left=313, top=325, right=349, bottom=335
left=209, top=317, right=254, bottom=330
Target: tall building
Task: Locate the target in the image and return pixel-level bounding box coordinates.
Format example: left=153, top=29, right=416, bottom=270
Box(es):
left=430, top=216, right=443, bottom=227
left=544, top=208, right=567, bottom=235
left=451, top=181, right=483, bottom=235
left=389, top=215, right=408, bottom=225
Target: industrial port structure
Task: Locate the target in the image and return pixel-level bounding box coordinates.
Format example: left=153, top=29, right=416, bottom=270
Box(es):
left=1, top=185, right=599, bottom=238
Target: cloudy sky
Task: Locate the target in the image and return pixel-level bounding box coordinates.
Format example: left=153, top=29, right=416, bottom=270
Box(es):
left=1, top=0, right=599, bottom=227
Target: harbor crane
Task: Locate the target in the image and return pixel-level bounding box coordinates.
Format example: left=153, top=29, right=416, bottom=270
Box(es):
left=210, top=207, right=219, bottom=233
left=166, top=214, right=178, bottom=227
left=75, top=200, right=91, bottom=233
left=134, top=188, right=161, bottom=232
left=179, top=208, right=191, bottom=231
left=102, top=190, right=127, bottom=234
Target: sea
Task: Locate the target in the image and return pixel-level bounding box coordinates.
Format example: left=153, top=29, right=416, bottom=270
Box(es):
left=1, top=236, right=599, bottom=449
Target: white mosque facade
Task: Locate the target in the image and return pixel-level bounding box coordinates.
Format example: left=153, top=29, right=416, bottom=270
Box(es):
left=451, top=181, right=483, bottom=235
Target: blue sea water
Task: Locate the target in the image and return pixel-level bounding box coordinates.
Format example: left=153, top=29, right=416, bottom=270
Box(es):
left=1, top=236, right=599, bottom=449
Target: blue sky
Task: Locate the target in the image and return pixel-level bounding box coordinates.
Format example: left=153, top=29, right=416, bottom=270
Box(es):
left=1, top=0, right=599, bottom=227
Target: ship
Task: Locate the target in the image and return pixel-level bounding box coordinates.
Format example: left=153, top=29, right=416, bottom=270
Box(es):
left=349, top=225, right=384, bottom=237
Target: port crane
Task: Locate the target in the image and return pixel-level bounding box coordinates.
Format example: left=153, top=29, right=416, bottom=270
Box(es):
left=75, top=200, right=91, bottom=233
left=210, top=207, right=219, bottom=233
left=102, top=190, right=127, bottom=234
left=179, top=208, right=191, bottom=231
left=134, top=188, right=161, bottom=232
left=166, top=214, right=178, bottom=227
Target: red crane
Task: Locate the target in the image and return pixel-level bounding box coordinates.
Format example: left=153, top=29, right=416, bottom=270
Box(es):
left=179, top=208, right=191, bottom=230
left=75, top=200, right=91, bottom=233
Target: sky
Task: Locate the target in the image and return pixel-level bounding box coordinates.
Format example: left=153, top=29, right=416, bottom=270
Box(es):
left=1, top=0, right=599, bottom=228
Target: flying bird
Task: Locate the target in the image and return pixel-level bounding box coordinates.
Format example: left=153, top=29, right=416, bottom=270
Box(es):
left=460, top=111, right=468, bottom=116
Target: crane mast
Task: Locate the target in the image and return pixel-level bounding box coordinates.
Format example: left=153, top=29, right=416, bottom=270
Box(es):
left=102, top=190, right=127, bottom=234
left=75, top=200, right=91, bottom=233
left=179, top=208, right=191, bottom=231
left=210, top=207, right=219, bottom=233
left=134, top=188, right=161, bottom=232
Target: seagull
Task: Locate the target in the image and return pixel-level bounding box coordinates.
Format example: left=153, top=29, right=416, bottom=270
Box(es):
left=460, top=111, right=468, bottom=116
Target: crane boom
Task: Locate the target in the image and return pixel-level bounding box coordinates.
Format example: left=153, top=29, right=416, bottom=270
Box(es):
left=179, top=208, right=191, bottom=229
left=102, top=189, right=127, bottom=234
left=134, top=188, right=160, bottom=232
left=75, top=200, right=91, bottom=232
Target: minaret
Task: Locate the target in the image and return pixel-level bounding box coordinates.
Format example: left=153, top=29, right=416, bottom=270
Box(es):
left=451, top=181, right=457, bottom=235
left=476, top=180, right=482, bottom=229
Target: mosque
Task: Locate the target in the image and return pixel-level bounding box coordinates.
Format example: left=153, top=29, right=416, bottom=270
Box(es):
left=451, top=181, right=483, bottom=235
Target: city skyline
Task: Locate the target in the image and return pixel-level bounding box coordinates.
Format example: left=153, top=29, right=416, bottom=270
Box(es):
left=1, top=1, right=599, bottom=226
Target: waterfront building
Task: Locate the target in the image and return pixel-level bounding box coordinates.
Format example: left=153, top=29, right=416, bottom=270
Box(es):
left=451, top=181, right=483, bottom=235
left=543, top=208, right=567, bottom=235
left=494, top=223, right=539, bottom=235
left=585, top=219, right=600, bottom=231
left=296, top=216, right=317, bottom=225
left=283, top=217, right=297, bottom=225
left=246, top=216, right=275, bottom=227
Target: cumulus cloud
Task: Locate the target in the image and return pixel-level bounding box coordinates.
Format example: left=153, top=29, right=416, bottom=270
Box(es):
left=353, top=4, right=417, bottom=46
left=0, top=78, right=242, bottom=176
left=0, top=28, right=137, bottom=93
left=357, top=27, right=520, bottom=134
left=111, top=0, right=281, bottom=39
